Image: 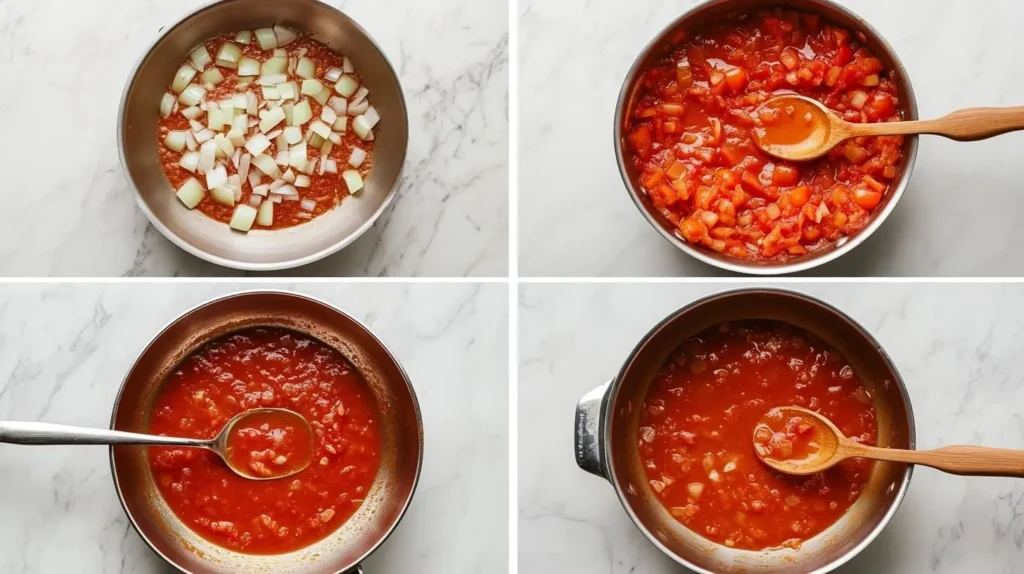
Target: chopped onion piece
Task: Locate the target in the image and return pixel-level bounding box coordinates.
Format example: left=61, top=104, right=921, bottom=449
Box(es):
left=238, top=152, right=251, bottom=185
left=275, top=150, right=289, bottom=166
left=194, top=129, right=215, bottom=144
left=178, top=84, right=207, bottom=106
left=353, top=115, right=373, bottom=140
left=342, top=170, right=364, bottom=194
left=164, top=131, right=187, bottom=152
left=159, top=92, right=176, bottom=117
left=362, top=105, right=380, bottom=129
left=256, top=200, right=273, bottom=226
left=296, top=57, right=316, bottom=79
left=201, top=67, right=224, bottom=86
left=333, top=116, right=348, bottom=132
left=295, top=174, right=311, bottom=188
left=272, top=48, right=288, bottom=58
left=189, top=46, right=213, bottom=70
left=275, top=130, right=288, bottom=152
left=342, top=57, right=355, bottom=74
left=176, top=178, right=206, bottom=208
left=309, top=119, right=332, bottom=139
left=324, top=159, right=338, bottom=173
left=226, top=128, right=245, bottom=147
left=334, top=75, right=358, bottom=97
left=237, top=56, right=261, bottom=77
left=268, top=194, right=283, bottom=203
left=171, top=64, right=197, bottom=93
left=349, top=147, right=367, bottom=168
left=261, top=86, right=280, bottom=100
left=206, top=164, right=228, bottom=189
left=281, top=102, right=295, bottom=125
left=181, top=105, right=204, bottom=120
left=290, top=100, right=312, bottom=126
left=208, top=108, right=226, bottom=131
left=282, top=169, right=296, bottom=183
left=325, top=67, right=342, bottom=82
left=255, top=28, right=277, bottom=50
left=198, top=140, right=217, bottom=173
left=328, top=132, right=342, bottom=145
left=229, top=204, right=258, bottom=232
left=351, top=86, right=369, bottom=106
left=300, top=159, right=316, bottom=175
left=310, top=86, right=330, bottom=106
left=320, top=105, right=337, bottom=124
left=321, top=140, right=333, bottom=156
left=252, top=153, right=280, bottom=178
left=300, top=199, right=316, bottom=211
left=262, top=57, right=288, bottom=76
left=301, top=79, right=324, bottom=96
left=259, top=106, right=286, bottom=132
left=274, top=24, right=298, bottom=47
left=215, top=42, right=242, bottom=68
left=230, top=148, right=241, bottom=169
left=289, top=142, right=307, bottom=168
left=284, top=126, right=303, bottom=145
left=269, top=179, right=286, bottom=192
left=248, top=194, right=263, bottom=208
left=211, top=186, right=235, bottom=207
left=189, top=119, right=206, bottom=132
left=179, top=151, right=200, bottom=173
left=288, top=56, right=297, bottom=75
left=231, top=113, right=248, bottom=133
left=348, top=99, right=369, bottom=116
left=277, top=82, right=297, bottom=100
left=259, top=73, right=288, bottom=86
left=275, top=184, right=298, bottom=196
left=252, top=183, right=270, bottom=196
left=184, top=130, right=198, bottom=151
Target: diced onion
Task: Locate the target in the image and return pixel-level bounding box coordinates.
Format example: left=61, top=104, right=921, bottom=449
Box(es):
left=164, top=131, right=187, bottom=152
left=328, top=132, right=342, bottom=145
left=179, top=151, right=200, bottom=173
left=189, top=118, right=206, bottom=132
left=300, top=199, right=316, bottom=211
left=231, top=147, right=241, bottom=169
left=237, top=57, right=261, bottom=77
left=255, top=28, right=278, bottom=50
left=300, top=159, right=316, bottom=175
left=301, top=79, right=324, bottom=96
left=176, top=178, right=206, bottom=209
left=226, top=128, right=245, bottom=146
left=269, top=179, right=286, bottom=192
left=277, top=82, right=297, bottom=100
left=309, top=120, right=331, bottom=139
left=296, top=57, right=316, bottom=80
left=324, top=159, right=338, bottom=174
left=310, top=86, right=330, bottom=106
left=239, top=153, right=251, bottom=185
left=342, top=170, right=364, bottom=193
left=362, top=105, right=380, bottom=129
left=333, top=116, right=348, bottom=132
left=334, top=75, right=358, bottom=97
left=248, top=194, right=263, bottom=208
left=215, top=42, right=242, bottom=69
left=290, top=100, right=312, bottom=126
left=295, top=174, right=310, bottom=188
left=259, top=72, right=288, bottom=86
left=275, top=184, right=298, bottom=196
left=206, top=164, right=228, bottom=189
left=256, top=199, right=273, bottom=226
left=178, top=84, right=207, bottom=106
left=252, top=153, right=280, bottom=178
left=352, top=115, right=373, bottom=140
left=262, top=86, right=280, bottom=100
left=351, top=86, right=369, bottom=106
left=194, top=129, right=215, bottom=144
left=348, top=99, right=369, bottom=116
left=229, top=204, right=258, bottom=232
left=235, top=30, right=253, bottom=44
left=198, top=140, right=217, bottom=173
left=284, top=126, right=303, bottom=145
left=282, top=169, right=296, bottom=183
left=160, top=92, right=176, bottom=117
left=207, top=108, right=226, bottom=131
left=211, top=186, right=235, bottom=207
left=171, top=64, right=197, bottom=94
left=259, top=106, right=286, bottom=132
left=181, top=105, right=204, bottom=120
left=324, top=68, right=342, bottom=82
left=274, top=24, right=299, bottom=47
left=349, top=147, right=366, bottom=168
left=275, top=150, right=289, bottom=166
left=252, top=183, right=271, bottom=196
left=184, top=130, right=198, bottom=151
left=320, top=105, right=337, bottom=124
left=289, top=142, right=307, bottom=168
left=342, top=57, right=355, bottom=74
left=189, top=46, right=213, bottom=70
left=231, top=113, right=248, bottom=133
left=320, top=140, right=333, bottom=156
left=262, top=58, right=288, bottom=76
left=201, top=67, right=225, bottom=86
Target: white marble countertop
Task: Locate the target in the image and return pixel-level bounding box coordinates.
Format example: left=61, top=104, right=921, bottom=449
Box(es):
left=0, top=0, right=508, bottom=277
left=0, top=283, right=508, bottom=573
left=519, top=0, right=1024, bottom=277
left=520, top=283, right=1024, bottom=573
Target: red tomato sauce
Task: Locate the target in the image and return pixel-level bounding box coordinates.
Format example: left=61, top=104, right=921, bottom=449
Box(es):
left=638, top=321, right=877, bottom=550
left=149, top=327, right=381, bottom=554
left=224, top=410, right=315, bottom=479
left=753, top=409, right=825, bottom=464
left=625, top=8, right=905, bottom=261
left=157, top=33, right=375, bottom=229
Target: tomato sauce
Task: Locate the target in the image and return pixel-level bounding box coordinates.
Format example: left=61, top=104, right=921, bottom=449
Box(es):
left=149, top=327, right=381, bottom=554
left=638, top=321, right=877, bottom=550
left=224, top=409, right=315, bottom=479
left=753, top=408, right=827, bottom=464
left=157, top=33, right=375, bottom=229
left=626, top=8, right=905, bottom=260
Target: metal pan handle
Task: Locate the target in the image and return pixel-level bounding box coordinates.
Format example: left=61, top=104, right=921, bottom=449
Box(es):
left=574, top=381, right=611, bottom=479
left=347, top=565, right=364, bottom=574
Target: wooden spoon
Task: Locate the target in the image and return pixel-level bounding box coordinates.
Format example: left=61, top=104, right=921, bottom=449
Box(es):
left=753, top=406, right=1024, bottom=478
left=752, top=94, right=1024, bottom=162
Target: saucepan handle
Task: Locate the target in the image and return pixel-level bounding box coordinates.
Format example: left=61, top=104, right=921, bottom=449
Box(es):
left=574, top=380, right=611, bottom=479
left=347, top=565, right=364, bottom=574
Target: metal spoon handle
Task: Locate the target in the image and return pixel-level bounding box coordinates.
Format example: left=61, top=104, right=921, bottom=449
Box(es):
left=0, top=421, right=210, bottom=448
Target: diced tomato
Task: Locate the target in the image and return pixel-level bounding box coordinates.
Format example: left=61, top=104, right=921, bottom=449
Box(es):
left=629, top=125, right=653, bottom=159
left=853, top=187, right=882, bottom=210
left=771, top=165, right=800, bottom=186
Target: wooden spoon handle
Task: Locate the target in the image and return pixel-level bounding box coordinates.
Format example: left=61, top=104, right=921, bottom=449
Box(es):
left=851, top=444, right=1024, bottom=477
left=852, top=107, right=1024, bottom=141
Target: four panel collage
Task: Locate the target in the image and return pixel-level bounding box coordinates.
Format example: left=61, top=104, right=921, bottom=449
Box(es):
left=1, top=0, right=1022, bottom=573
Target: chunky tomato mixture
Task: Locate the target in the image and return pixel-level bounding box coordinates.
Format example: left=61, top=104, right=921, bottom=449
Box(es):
left=224, top=409, right=315, bottom=479
left=149, top=327, right=381, bottom=554
left=753, top=409, right=823, bottom=463
left=157, top=33, right=375, bottom=229
left=638, top=321, right=877, bottom=550
left=626, top=8, right=905, bottom=260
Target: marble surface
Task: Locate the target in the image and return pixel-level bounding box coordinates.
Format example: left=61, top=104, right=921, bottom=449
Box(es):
left=520, top=283, right=1024, bottom=573
left=0, top=0, right=508, bottom=277
left=519, top=0, right=1024, bottom=277
left=0, top=283, right=508, bottom=573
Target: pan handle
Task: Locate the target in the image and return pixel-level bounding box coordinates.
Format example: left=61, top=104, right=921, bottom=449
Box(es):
left=347, top=565, right=364, bottom=574
left=574, top=380, right=611, bottom=479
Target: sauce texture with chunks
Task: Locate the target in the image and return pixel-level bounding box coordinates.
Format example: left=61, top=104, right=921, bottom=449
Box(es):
left=149, top=327, right=381, bottom=554
left=625, top=8, right=905, bottom=261
left=638, top=321, right=877, bottom=550
left=224, top=409, right=315, bottom=479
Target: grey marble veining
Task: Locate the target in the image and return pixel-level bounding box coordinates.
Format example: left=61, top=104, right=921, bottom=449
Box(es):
left=520, top=283, right=1024, bottom=573
left=0, top=283, right=509, bottom=573
left=0, top=0, right=508, bottom=277
left=519, top=0, right=1024, bottom=277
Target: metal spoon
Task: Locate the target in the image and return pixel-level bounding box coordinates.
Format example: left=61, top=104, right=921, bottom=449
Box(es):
left=0, top=407, right=313, bottom=481
left=753, top=406, right=1024, bottom=478
left=752, top=94, right=1024, bottom=162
